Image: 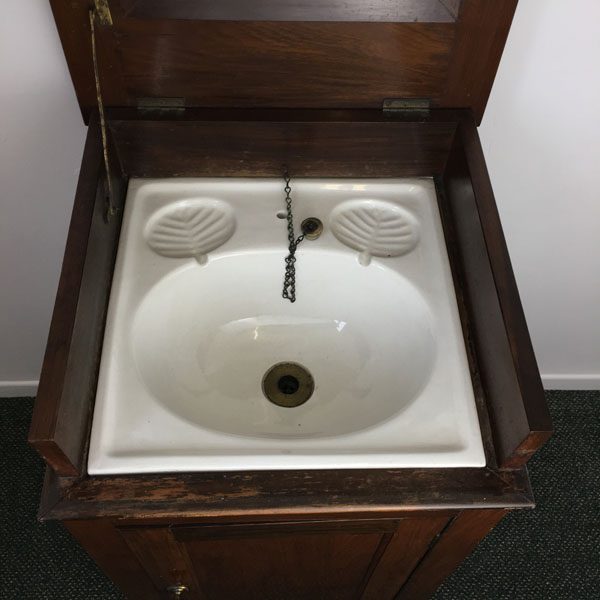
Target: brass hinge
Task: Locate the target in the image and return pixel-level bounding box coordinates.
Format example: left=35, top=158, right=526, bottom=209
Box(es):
left=136, top=97, right=186, bottom=115
left=93, top=0, right=113, bottom=26
left=382, top=98, right=431, bottom=117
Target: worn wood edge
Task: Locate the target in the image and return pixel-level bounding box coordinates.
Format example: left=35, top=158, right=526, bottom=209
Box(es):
left=500, top=430, right=554, bottom=470
left=38, top=468, right=64, bottom=520
left=37, top=466, right=533, bottom=522
left=28, top=116, right=103, bottom=476
left=455, top=112, right=553, bottom=467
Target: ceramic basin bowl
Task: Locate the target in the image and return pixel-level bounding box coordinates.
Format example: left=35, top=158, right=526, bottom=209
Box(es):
left=88, top=178, right=485, bottom=473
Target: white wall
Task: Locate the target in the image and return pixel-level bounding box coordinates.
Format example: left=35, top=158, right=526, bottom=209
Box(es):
left=0, top=1, right=87, bottom=395
left=479, top=0, right=600, bottom=389
left=0, top=0, right=598, bottom=395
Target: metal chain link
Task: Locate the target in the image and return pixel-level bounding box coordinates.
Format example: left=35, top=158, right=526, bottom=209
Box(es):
left=282, top=168, right=305, bottom=303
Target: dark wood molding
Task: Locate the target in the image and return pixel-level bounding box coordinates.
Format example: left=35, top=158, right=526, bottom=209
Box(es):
left=434, top=176, right=497, bottom=468
left=39, top=465, right=533, bottom=522
left=442, top=0, right=518, bottom=121
left=442, top=112, right=552, bottom=468
left=28, top=115, right=102, bottom=476
left=109, top=114, right=457, bottom=178
left=28, top=113, right=126, bottom=477
left=171, top=519, right=404, bottom=541
left=115, top=0, right=462, bottom=23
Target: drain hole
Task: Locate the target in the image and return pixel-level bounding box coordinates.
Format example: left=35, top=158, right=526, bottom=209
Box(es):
left=278, top=375, right=300, bottom=395
left=276, top=210, right=287, bottom=219
left=262, top=362, right=314, bottom=408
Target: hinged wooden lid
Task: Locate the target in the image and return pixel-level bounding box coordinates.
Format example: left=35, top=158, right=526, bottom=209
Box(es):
left=51, top=0, right=517, bottom=122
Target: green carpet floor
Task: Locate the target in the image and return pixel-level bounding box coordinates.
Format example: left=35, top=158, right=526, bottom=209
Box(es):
left=1, top=391, right=598, bottom=599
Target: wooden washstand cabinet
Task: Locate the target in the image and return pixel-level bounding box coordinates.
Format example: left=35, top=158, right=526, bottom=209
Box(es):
left=30, top=1, right=552, bottom=598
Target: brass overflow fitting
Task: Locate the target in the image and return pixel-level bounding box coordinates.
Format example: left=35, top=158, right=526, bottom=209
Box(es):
left=300, top=217, right=323, bottom=240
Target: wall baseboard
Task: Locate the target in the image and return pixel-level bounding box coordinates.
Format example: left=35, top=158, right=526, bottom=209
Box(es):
left=542, top=374, right=600, bottom=391
left=0, top=380, right=39, bottom=397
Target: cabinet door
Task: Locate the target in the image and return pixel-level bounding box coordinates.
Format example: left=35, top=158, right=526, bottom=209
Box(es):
left=119, top=516, right=448, bottom=600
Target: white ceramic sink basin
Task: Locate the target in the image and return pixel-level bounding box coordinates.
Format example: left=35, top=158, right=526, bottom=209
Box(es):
left=88, top=178, right=485, bottom=474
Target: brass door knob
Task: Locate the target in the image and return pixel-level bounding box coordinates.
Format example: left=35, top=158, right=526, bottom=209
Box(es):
left=166, top=584, right=189, bottom=597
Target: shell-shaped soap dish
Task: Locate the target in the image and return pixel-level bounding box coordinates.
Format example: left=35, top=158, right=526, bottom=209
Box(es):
left=330, top=199, right=419, bottom=266
left=144, top=198, right=236, bottom=264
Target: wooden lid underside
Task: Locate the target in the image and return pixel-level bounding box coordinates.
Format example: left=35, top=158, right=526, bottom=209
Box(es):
left=51, top=0, right=517, bottom=123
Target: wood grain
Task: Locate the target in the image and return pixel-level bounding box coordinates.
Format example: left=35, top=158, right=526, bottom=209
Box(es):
left=109, top=112, right=457, bottom=178
left=66, top=519, right=160, bottom=600
left=442, top=113, right=552, bottom=468
left=396, top=509, right=507, bottom=599
left=123, top=517, right=444, bottom=600
left=361, top=515, right=449, bottom=599
left=49, top=1, right=516, bottom=121
left=178, top=528, right=383, bottom=599
left=117, top=20, right=453, bottom=109
left=119, top=527, right=203, bottom=599
left=116, top=0, right=462, bottom=22
left=434, top=176, right=497, bottom=467
left=63, top=510, right=501, bottom=599
left=40, top=466, right=533, bottom=521
left=28, top=115, right=125, bottom=476
left=442, top=0, right=519, bottom=121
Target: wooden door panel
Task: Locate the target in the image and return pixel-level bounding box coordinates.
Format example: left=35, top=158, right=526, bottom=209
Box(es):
left=181, top=530, right=382, bottom=600
left=119, top=516, right=448, bottom=600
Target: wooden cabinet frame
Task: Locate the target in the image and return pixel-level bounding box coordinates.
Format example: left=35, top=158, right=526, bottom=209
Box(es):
left=29, top=107, right=552, bottom=598
left=65, top=511, right=506, bottom=600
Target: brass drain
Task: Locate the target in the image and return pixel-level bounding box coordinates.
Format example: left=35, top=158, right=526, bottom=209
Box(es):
left=262, top=362, right=314, bottom=408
